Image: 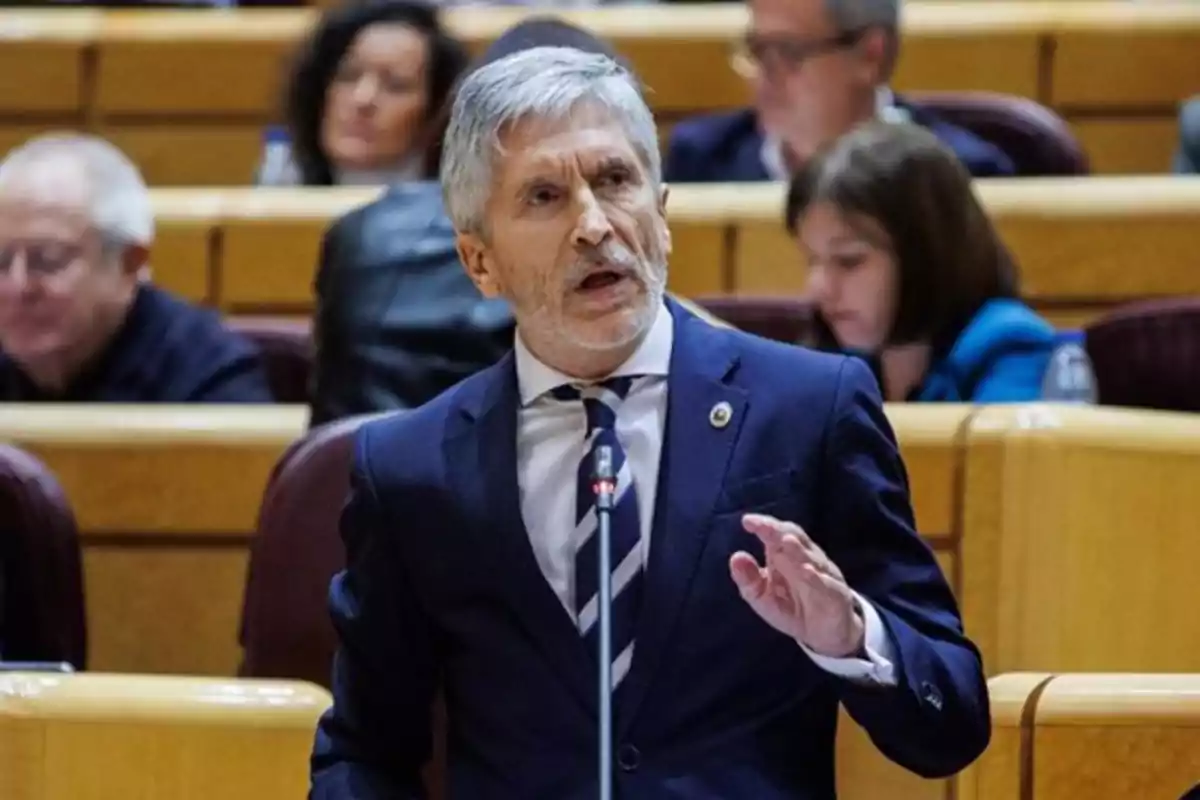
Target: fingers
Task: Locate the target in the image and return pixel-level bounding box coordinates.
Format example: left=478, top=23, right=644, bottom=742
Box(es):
left=729, top=551, right=767, bottom=601
left=742, top=513, right=842, bottom=581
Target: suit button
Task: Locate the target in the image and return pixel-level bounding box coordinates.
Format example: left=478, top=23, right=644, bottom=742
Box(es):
left=921, top=681, right=944, bottom=712
left=617, top=743, right=640, bottom=772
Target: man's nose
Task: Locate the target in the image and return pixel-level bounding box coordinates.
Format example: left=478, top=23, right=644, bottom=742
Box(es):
left=4, top=250, right=30, bottom=292
left=571, top=190, right=614, bottom=249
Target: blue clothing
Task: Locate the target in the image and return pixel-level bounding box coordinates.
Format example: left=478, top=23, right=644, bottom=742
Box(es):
left=0, top=284, right=272, bottom=403
left=913, top=299, right=1055, bottom=402
left=311, top=298, right=989, bottom=799
left=665, top=103, right=1016, bottom=183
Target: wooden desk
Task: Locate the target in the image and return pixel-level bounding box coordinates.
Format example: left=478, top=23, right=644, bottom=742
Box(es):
left=1030, top=674, right=1200, bottom=800
left=957, top=672, right=1055, bottom=800
left=0, top=671, right=329, bottom=800
left=0, top=404, right=958, bottom=679
left=708, top=176, right=1200, bottom=328
left=960, top=404, right=1200, bottom=676
left=142, top=178, right=1200, bottom=329
left=0, top=403, right=966, bottom=800
left=0, top=405, right=306, bottom=676
left=0, top=3, right=1196, bottom=179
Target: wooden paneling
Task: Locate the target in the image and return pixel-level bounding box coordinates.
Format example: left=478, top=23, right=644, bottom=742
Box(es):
left=99, top=125, right=267, bottom=187
left=0, top=12, right=95, bottom=115
left=0, top=4, right=1196, bottom=177
left=961, top=405, right=1200, bottom=676
left=1071, top=117, right=1182, bottom=175
left=956, top=672, right=1054, bottom=800
left=0, top=405, right=305, bottom=675
left=0, top=672, right=329, bottom=800
left=132, top=178, right=1200, bottom=316
left=1032, top=674, right=1200, bottom=800
left=1047, top=4, right=1200, bottom=109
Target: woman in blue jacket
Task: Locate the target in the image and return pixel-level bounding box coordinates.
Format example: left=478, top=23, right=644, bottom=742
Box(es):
left=785, top=121, right=1055, bottom=402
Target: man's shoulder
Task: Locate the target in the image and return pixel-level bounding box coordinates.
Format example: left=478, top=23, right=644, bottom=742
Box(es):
left=353, top=358, right=507, bottom=472
left=147, top=286, right=258, bottom=359
left=670, top=108, right=760, bottom=147
left=665, top=108, right=765, bottom=182
left=688, top=314, right=854, bottom=399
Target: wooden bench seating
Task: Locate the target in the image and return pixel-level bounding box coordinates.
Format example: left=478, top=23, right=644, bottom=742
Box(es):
left=141, top=178, right=1200, bottom=328
left=0, top=3, right=1196, bottom=180
left=0, top=671, right=329, bottom=800
left=962, top=673, right=1200, bottom=800
left=6, top=404, right=1200, bottom=797
left=6, top=402, right=1199, bottom=681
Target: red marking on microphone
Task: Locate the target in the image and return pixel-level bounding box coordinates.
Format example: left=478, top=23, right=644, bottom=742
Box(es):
left=592, top=479, right=616, bottom=495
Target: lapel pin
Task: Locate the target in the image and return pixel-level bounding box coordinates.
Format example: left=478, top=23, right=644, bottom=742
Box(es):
left=709, top=401, right=733, bottom=429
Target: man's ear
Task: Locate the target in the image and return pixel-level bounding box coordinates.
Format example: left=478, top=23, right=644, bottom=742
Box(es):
left=657, top=183, right=673, bottom=257
left=456, top=232, right=503, bottom=299
left=855, top=28, right=890, bottom=86
left=119, top=244, right=149, bottom=278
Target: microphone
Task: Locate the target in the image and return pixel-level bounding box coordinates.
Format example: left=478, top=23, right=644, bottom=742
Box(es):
left=591, top=444, right=615, bottom=800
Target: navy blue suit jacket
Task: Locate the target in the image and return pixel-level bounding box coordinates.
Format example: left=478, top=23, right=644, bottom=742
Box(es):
left=665, top=103, right=1015, bottom=183
left=311, top=299, right=989, bottom=799
left=0, top=284, right=272, bottom=403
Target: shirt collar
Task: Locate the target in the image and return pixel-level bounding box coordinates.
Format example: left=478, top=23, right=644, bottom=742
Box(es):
left=514, top=301, right=674, bottom=407
left=760, top=86, right=909, bottom=180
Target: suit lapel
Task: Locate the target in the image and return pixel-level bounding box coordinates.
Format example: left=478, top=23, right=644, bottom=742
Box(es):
left=444, top=354, right=596, bottom=717
left=617, top=301, right=748, bottom=735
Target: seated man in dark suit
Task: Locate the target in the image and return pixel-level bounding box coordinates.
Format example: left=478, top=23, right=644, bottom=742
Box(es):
left=312, top=44, right=989, bottom=799
left=0, top=134, right=272, bottom=403
left=665, top=0, right=1015, bottom=182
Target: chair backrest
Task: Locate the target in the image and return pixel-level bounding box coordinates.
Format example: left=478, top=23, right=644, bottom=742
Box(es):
left=0, top=444, right=86, bottom=668
left=239, top=412, right=386, bottom=687
left=693, top=295, right=816, bottom=344
left=239, top=409, right=447, bottom=798
left=911, top=91, right=1090, bottom=176
left=226, top=316, right=313, bottom=404
left=1085, top=297, right=1200, bottom=412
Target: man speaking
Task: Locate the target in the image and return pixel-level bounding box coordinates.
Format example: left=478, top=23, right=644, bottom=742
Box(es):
left=310, top=45, right=989, bottom=799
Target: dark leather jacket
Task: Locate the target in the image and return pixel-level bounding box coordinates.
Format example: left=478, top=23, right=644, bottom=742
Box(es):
left=309, top=182, right=514, bottom=427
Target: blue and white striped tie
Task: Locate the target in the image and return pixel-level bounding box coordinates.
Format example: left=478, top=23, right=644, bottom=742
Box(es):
left=552, top=377, right=644, bottom=688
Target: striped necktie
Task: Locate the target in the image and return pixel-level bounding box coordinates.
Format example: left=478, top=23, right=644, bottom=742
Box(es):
left=551, top=376, right=644, bottom=688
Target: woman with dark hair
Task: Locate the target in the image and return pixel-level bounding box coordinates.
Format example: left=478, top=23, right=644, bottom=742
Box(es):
left=785, top=120, right=1054, bottom=402
left=258, top=0, right=468, bottom=186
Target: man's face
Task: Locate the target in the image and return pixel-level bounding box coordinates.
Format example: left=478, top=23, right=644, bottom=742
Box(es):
left=457, top=104, right=671, bottom=374
left=0, top=162, right=140, bottom=385
left=744, top=0, right=886, bottom=164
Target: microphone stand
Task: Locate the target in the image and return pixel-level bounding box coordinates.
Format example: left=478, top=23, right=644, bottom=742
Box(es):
left=591, top=445, right=616, bottom=800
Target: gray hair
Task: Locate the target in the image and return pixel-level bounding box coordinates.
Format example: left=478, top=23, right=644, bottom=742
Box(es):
left=827, top=0, right=901, bottom=75
left=0, top=132, right=154, bottom=248
left=440, top=46, right=661, bottom=236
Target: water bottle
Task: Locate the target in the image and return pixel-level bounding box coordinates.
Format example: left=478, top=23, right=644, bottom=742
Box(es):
left=255, top=125, right=300, bottom=186
left=1041, top=330, right=1097, bottom=403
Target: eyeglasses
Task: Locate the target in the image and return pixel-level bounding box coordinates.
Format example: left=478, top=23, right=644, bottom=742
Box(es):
left=730, top=29, right=865, bottom=80
left=0, top=241, right=84, bottom=280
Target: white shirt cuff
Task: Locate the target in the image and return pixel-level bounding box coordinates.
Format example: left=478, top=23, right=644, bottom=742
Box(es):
left=798, top=591, right=898, bottom=687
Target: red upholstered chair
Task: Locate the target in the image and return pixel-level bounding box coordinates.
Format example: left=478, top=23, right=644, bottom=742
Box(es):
left=1085, top=298, right=1200, bottom=412
left=226, top=316, right=314, bottom=404
left=239, top=412, right=374, bottom=686
left=0, top=444, right=87, bottom=668
left=911, top=91, right=1090, bottom=176
left=240, top=409, right=446, bottom=797
left=693, top=295, right=816, bottom=345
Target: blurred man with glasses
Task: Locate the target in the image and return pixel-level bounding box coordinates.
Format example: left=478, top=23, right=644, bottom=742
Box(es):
left=0, top=134, right=271, bottom=403
left=664, top=0, right=1013, bottom=182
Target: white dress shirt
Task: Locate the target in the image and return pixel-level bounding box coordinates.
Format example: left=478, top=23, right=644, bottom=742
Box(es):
left=513, top=303, right=897, bottom=685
